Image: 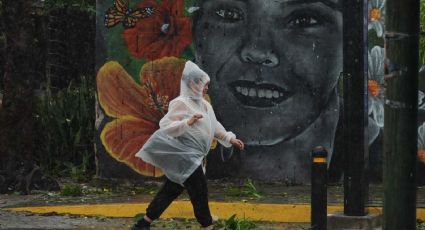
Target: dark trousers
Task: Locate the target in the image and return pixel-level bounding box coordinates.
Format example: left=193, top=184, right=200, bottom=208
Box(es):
left=145, top=165, right=213, bottom=227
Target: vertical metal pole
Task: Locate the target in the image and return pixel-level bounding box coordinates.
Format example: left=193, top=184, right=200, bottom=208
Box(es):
left=383, top=0, right=419, bottom=229
left=342, top=0, right=369, bottom=216
left=311, top=146, right=328, bottom=230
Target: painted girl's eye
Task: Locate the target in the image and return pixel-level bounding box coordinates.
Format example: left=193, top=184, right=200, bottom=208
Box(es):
left=288, top=15, right=319, bottom=28
left=215, top=8, right=243, bottom=22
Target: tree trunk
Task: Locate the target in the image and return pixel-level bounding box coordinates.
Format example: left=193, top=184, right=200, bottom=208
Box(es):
left=383, top=0, right=419, bottom=229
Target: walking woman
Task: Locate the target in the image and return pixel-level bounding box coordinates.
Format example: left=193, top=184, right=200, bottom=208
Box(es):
left=132, top=61, right=245, bottom=230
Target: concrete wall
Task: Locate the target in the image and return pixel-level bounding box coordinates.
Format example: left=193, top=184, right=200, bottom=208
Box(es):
left=95, top=0, right=425, bottom=183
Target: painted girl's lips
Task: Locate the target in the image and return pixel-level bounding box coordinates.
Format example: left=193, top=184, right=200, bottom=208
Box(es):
left=229, top=80, right=293, bottom=108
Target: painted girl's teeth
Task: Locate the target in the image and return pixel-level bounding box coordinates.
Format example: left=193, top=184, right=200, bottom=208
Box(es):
left=235, top=86, right=286, bottom=100
left=266, top=90, right=273, bottom=99
left=249, top=88, right=256, bottom=97
left=258, top=89, right=265, bottom=98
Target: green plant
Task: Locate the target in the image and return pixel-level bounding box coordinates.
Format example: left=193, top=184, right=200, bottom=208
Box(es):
left=63, top=153, right=91, bottom=182
left=214, top=214, right=259, bottom=230
left=60, top=183, right=83, bottom=196
left=243, top=179, right=263, bottom=199
left=225, top=179, right=263, bottom=199
left=34, top=75, right=96, bottom=179
left=133, top=185, right=160, bottom=195
left=418, top=220, right=425, bottom=230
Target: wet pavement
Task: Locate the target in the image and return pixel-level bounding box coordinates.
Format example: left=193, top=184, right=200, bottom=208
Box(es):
left=0, top=178, right=424, bottom=229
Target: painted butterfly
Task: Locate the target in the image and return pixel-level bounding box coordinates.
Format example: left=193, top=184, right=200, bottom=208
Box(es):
left=104, top=0, right=155, bottom=28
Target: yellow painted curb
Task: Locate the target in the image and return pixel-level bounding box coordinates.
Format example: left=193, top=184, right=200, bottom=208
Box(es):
left=4, top=202, right=425, bottom=222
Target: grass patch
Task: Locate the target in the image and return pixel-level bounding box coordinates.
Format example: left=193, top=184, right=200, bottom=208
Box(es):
left=214, top=214, right=259, bottom=230
left=132, top=184, right=160, bottom=195
left=60, top=184, right=83, bottom=196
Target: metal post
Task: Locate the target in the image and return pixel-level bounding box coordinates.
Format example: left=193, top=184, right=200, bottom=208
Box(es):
left=311, top=146, right=328, bottom=230
left=342, top=0, right=369, bottom=216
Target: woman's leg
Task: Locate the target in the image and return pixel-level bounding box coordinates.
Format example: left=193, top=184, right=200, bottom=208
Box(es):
left=184, top=166, right=213, bottom=229
left=133, top=177, right=184, bottom=229
left=145, top=178, right=185, bottom=220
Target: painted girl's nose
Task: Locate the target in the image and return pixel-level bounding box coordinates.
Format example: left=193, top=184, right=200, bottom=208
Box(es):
left=240, top=46, right=279, bottom=67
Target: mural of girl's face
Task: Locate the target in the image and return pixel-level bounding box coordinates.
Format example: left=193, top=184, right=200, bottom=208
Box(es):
left=194, top=0, right=342, bottom=146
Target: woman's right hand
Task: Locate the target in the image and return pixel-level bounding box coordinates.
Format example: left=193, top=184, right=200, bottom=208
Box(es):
left=187, top=113, right=203, bottom=126
left=230, top=138, right=245, bottom=150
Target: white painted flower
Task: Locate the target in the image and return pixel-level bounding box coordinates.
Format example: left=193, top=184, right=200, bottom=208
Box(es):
left=419, top=67, right=425, bottom=110
left=419, top=90, right=425, bottom=110
left=187, top=7, right=200, bottom=14
left=419, top=122, right=425, bottom=148
left=368, top=0, right=386, bottom=37
left=368, top=117, right=380, bottom=145
left=368, top=46, right=385, bottom=128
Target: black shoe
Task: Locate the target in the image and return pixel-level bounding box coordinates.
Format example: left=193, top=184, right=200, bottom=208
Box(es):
left=131, top=217, right=151, bottom=230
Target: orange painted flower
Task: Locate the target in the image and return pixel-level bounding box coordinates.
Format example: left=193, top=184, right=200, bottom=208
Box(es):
left=122, top=0, right=192, bottom=60
left=369, top=8, right=381, bottom=21
left=96, top=57, right=186, bottom=176
left=368, top=80, right=380, bottom=97
left=418, top=149, right=425, bottom=164
left=368, top=0, right=385, bottom=37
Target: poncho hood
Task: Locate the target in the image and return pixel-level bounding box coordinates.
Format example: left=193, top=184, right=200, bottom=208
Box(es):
left=180, top=61, right=210, bottom=100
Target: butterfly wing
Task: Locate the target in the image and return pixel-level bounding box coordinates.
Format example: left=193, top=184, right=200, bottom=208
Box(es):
left=114, top=0, right=129, bottom=13
left=133, top=7, right=155, bottom=19
left=105, top=8, right=124, bottom=28
left=104, top=0, right=129, bottom=28
left=123, top=7, right=155, bottom=28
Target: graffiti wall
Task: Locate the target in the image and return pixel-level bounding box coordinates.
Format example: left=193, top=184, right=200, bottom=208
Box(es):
left=95, top=0, right=425, bottom=184
left=366, top=0, right=425, bottom=183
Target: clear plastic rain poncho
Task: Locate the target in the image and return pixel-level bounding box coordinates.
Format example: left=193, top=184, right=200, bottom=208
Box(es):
left=135, top=61, right=236, bottom=185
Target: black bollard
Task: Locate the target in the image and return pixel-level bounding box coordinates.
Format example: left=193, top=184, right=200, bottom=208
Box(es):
left=311, top=146, right=328, bottom=230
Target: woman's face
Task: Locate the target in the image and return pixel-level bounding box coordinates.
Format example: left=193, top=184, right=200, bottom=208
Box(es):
left=193, top=0, right=342, bottom=146
left=203, top=82, right=209, bottom=96
left=189, top=78, right=209, bottom=97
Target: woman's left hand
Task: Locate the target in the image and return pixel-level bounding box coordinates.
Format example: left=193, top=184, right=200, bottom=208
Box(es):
left=230, top=138, right=245, bottom=150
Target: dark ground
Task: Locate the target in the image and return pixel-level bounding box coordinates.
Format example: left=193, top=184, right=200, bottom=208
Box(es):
left=0, top=178, right=424, bottom=229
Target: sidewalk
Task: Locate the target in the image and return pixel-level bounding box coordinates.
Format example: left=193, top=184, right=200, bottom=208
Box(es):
left=1, top=179, right=424, bottom=229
